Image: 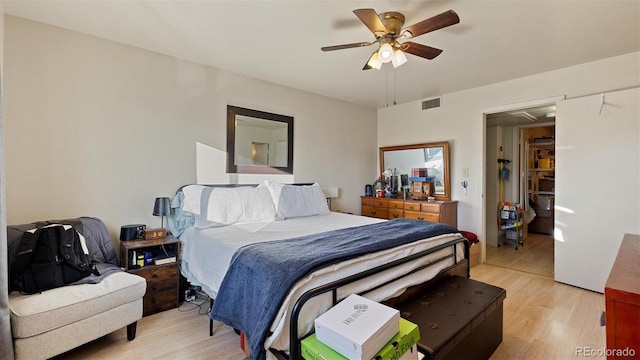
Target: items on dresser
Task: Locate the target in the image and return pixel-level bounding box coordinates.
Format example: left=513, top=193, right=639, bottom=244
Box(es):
left=409, top=176, right=435, bottom=200
left=361, top=196, right=458, bottom=227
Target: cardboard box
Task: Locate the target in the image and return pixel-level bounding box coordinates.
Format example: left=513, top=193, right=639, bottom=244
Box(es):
left=314, top=294, right=400, bottom=360
left=302, top=318, right=419, bottom=360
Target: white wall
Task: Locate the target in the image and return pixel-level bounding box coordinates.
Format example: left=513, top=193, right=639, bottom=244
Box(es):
left=378, top=52, right=639, bottom=290
left=485, top=126, right=500, bottom=246
left=2, top=16, right=377, bottom=243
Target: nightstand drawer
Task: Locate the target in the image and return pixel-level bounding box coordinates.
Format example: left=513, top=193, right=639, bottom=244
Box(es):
left=136, top=264, right=179, bottom=281
left=133, top=265, right=179, bottom=316
left=143, top=288, right=178, bottom=316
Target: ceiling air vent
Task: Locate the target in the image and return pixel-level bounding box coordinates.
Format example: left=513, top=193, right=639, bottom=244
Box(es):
left=422, top=98, right=441, bottom=110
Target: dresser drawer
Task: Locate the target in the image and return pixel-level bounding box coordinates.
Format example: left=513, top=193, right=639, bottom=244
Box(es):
left=404, top=211, right=440, bottom=222
left=361, top=197, right=375, bottom=206
left=421, top=202, right=442, bottom=213
left=388, top=209, right=404, bottom=219
left=362, top=205, right=388, bottom=219
left=388, top=200, right=404, bottom=209
left=374, top=199, right=388, bottom=207
left=404, top=201, right=421, bottom=211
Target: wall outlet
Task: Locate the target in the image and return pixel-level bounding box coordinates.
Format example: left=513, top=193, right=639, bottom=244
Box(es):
left=462, top=167, right=470, bottom=177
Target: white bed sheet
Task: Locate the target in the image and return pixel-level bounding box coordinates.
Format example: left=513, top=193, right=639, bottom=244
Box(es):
left=179, top=212, right=465, bottom=358
left=179, top=212, right=383, bottom=298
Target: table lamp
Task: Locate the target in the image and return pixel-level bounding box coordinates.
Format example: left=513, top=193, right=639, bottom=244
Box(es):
left=153, top=197, right=170, bottom=229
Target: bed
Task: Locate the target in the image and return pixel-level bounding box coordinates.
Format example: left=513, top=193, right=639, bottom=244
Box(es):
left=169, top=182, right=470, bottom=360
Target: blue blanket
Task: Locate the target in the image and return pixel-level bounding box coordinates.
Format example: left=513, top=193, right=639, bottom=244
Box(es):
left=210, top=218, right=458, bottom=359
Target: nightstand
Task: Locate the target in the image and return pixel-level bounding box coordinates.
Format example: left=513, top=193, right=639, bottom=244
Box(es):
left=120, top=235, right=180, bottom=316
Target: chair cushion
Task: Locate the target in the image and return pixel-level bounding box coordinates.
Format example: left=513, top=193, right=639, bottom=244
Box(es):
left=9, top=272, right=146, bottom=338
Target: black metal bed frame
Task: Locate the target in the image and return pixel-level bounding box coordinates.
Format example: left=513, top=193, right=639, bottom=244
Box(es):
left=269, top=236, right=470, bottom=360
left=179, top=184, right=470, bottom=359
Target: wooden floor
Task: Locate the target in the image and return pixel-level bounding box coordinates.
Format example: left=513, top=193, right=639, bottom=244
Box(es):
left=56, top=262, right=606, bottom=360
left=485, top=233, right=554, bottom=278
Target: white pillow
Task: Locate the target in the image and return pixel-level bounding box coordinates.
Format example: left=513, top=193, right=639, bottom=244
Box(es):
left=202, top=185, right=278, bottom=225
left=180, top=185, right=208, bottom=215
left=265, top=181, right=330, bottom=218
left=180, top=184, right=279, bottom=227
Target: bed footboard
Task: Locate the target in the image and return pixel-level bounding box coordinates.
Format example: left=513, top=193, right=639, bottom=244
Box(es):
left=271, top=236, right=470, bottom=360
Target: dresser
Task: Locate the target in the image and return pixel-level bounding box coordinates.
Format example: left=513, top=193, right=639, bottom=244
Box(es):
left=604, top=233, right=640, bottom=360
left=361, top=196, right=458, bottom=227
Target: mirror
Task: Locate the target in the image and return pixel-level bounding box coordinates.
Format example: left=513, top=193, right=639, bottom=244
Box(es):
left=227, top=105, right=294, bottom=174
left=379, top=141, right=451, bottom=201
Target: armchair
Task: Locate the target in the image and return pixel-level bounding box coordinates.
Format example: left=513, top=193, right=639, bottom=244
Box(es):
left=6, top=217, right=146, bottom=360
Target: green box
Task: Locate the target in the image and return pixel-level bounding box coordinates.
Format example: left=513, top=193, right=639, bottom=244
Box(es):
left=302, top=318, right=419, bottom=360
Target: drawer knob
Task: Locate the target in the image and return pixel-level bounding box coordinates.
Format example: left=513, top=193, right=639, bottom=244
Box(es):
left=393, top=214, right=399, bottom=218
left=151, top=298, right=157, bottom=304
left=151, top=285, right=157, bottom=291
left=418, top=217, right=425, bottom=221
left=371, top=210, right=376, bottom=215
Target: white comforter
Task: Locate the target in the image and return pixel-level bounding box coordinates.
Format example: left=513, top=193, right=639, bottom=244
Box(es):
left=180, top=212, right=383, bottom=298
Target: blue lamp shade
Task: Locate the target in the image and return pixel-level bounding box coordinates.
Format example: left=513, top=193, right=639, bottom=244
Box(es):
left=153, top=197, right=170, bottom=228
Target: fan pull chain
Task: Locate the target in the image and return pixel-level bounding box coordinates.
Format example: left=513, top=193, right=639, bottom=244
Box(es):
left=385, top=70, right=389, bottom=107
left=394, top=68, right=397, bottom=106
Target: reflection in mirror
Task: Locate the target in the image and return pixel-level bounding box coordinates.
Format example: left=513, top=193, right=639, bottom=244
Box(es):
left=380, top=142, right=450, bottom=201
left=227, top=105, right=293, bottom=174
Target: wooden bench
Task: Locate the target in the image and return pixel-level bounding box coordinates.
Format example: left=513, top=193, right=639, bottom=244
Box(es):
left=393, top=276, right=506, bottom=360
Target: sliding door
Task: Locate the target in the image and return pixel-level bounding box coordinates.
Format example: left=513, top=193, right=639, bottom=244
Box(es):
left=555, top=88, right=639, bottom=292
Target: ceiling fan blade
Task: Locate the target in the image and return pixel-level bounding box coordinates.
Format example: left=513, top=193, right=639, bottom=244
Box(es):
left=353, top=8, right=388, bottom=37
left=321, top=41, right=374, bottom=52
left=402, top=10, right=460, bottom=38
left=402, top=42, right=443, bottom=60
left=362, top=51, right=381, bottom=70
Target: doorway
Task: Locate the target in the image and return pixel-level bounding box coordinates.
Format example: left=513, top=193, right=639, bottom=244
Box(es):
left=251, top=142, right=270, bottom=165
left=484, top=105, right=556, bottom=278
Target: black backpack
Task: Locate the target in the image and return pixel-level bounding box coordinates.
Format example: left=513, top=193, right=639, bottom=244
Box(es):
left=10, top=224, right=99, bottom=294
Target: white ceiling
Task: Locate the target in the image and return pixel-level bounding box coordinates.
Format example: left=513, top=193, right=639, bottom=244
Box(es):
left=1, top=0, right=638, bottom=109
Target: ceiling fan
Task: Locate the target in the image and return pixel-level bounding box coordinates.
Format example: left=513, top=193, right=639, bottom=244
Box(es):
left=321, top=9, right=460, bottom=70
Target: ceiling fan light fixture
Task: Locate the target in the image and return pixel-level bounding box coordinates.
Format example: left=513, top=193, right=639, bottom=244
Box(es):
left=392, top=49, right=408, bottom=68
left=323, top=8, right=460, bottom=70
left=366, top=51, right=382, bottom=70
left=379, top=43, right=394, bottom=63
